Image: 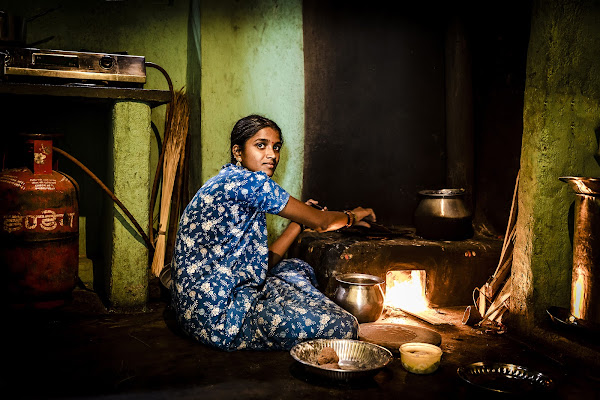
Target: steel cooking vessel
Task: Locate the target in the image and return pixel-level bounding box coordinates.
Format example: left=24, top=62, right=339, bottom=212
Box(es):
left=414, top=188, right=473, bottom=240
left=333, top=273, right=385, bottom=323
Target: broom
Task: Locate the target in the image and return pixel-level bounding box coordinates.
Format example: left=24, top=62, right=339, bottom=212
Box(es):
left=151, top=89, right=190, bottom=277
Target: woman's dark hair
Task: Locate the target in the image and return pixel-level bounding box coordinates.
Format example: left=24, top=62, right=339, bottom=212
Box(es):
left=230, top=115, right=283, bottom=163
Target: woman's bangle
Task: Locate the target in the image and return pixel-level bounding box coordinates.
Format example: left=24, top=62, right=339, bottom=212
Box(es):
left=343, top=210, right=355, bottom=228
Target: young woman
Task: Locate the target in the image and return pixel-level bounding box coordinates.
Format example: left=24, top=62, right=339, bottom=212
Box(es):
left=171, top=115, right=376, bottom=351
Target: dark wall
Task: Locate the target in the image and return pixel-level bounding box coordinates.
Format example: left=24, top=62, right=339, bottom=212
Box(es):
left=468, top=4, right=530, bottom=234
left=303, top=1, right=447, bottom=226
left=302, top=0, right=530, bottom=234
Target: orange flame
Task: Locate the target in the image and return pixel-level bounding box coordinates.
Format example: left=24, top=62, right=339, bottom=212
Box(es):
left=384, top=270, right=429, bottom=313
left=572, top=273, right=587, bottom=319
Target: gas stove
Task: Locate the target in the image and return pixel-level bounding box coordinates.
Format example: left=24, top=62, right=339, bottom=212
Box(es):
left=0, top=47, right=146, bottom=87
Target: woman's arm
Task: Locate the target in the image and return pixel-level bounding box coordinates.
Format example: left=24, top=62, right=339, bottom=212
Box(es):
left=268, top=221, right=302, bottom=268
left=268, top=199, right=323, bottom=268
left=268, top=197, right=375, bottom=268
left=278, top=196, right=375, bottom=232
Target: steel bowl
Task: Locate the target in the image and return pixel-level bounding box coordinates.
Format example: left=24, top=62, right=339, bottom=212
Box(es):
left=290, top=338, right=393, bottom=381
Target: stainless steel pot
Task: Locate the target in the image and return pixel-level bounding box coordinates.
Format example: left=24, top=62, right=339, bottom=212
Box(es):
left=333, top=273, right=385, bottom=323
left=414, top=188, right=473, bottom=240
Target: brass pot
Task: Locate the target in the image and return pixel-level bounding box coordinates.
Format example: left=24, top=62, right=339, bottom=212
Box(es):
left=560, top=176, right=600, bottom=323
left=333, top=273, right=385, bottom=323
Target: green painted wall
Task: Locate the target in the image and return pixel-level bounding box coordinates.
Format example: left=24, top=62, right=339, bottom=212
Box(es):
left=3, top=1, right=189, bottom=302
left=197, top=0, right=305, bottom=241
left=513, top=0, right=600, bottom=329
left=7, top=0, right=189, bottom=132
left=5, top=0, right=304, bottom=296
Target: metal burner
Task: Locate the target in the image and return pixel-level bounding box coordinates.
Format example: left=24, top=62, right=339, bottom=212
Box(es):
left=1, top=46, right=146, bottom=87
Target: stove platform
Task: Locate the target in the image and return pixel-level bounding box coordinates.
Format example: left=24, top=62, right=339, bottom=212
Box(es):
left=289, top=226, right=504, bottom=307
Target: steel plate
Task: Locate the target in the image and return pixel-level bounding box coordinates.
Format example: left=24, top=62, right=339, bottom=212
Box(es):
left=546, top=306, right=600, bottom=335
left=290, top=339, right=393, bottom=382
left=457, top=362, right=554, bottom=394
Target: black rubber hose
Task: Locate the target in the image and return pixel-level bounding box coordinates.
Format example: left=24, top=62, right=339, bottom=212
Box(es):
left=53, top=146, right=154, bottom=251
left=145, top=61, right=175, bottom=250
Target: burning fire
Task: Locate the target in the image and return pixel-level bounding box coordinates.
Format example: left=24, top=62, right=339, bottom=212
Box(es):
left=572, top=273, right=587, bottom=319
left=384, top=270, right=429, bottom=313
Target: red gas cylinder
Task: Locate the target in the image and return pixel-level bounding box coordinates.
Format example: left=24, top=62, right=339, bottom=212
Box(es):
left=0, top=134, right=79, bottom=309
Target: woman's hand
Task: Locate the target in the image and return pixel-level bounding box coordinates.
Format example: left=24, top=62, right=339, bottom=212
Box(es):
left=350, top=207, right=376, bottom=228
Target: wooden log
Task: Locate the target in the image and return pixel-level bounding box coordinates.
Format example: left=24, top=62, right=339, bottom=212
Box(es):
left=497, top=224, right=516, bottom=269
left=491, top=305, right=508, bottom=324
left=482, top=172, right=519, bottom=299
left=397, top=307, right=450, bottom=326
left=486, top=252, right=513, bottom=299
left=502, top=171, right=519, bottom=247
left=481, top=276, right=511, bottom=323
left=473, top=171, right=519, bottom=320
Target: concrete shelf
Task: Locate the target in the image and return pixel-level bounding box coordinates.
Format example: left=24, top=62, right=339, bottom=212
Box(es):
left=0, top=81, right=171, bottom=108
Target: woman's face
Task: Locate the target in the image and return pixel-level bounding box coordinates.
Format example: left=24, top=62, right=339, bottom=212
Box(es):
left=233, top=127, right=282, bottom=177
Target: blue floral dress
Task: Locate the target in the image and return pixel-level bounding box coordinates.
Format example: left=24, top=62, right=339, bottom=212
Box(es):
left=171, top=164, right=358, bottom=351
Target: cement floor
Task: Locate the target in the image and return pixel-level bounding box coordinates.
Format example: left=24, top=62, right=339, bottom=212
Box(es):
left=2, top=287, right=600, bottom=400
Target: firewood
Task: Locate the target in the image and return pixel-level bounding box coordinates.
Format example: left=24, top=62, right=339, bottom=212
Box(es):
left=485, top=252, right=513, bottom=299
left=497, top=224, right=516, bottom=269
left=474, top=171, right=519, bottom=317
left=492, top=305, right=508, bottom=324
left=502, top=171, right=519, bottom=247
left=397, top=307, right=449, bottom=326
left=480, top=276, right=511, bottom=324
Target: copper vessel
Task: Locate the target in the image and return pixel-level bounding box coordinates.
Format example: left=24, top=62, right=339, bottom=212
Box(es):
left=560, top=176, right=600, bottom=323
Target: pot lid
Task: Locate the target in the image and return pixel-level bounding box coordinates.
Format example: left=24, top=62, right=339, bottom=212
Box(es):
left=335, top=273, right=384, bottom=286
left=418, top=188, right=465, bottom=198
left=559, top=176, right=600, bottom=195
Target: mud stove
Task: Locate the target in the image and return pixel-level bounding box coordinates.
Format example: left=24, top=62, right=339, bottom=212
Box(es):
left=290, top=226, right=503, bottom=309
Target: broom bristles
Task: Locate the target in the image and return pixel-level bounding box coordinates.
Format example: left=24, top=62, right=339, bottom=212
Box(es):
left=151, top=90, right=189, bottom=277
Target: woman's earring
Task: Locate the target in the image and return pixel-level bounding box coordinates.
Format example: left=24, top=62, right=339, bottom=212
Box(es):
left=236, top=159, right=241, bottom=167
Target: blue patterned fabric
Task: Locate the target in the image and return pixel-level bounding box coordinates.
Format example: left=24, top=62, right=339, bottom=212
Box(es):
left=171, top=164, right=358, bottom=351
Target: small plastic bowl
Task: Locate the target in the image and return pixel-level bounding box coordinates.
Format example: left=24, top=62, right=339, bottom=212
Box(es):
left=399, top=342, right=442, bottom=374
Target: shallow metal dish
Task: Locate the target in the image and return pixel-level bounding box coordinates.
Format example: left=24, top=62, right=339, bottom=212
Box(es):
left=457, top=362, right=554, bottom=394
left=547, top=306, right=600, bottom=335
left=290, top=339, right=393, bottom=381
